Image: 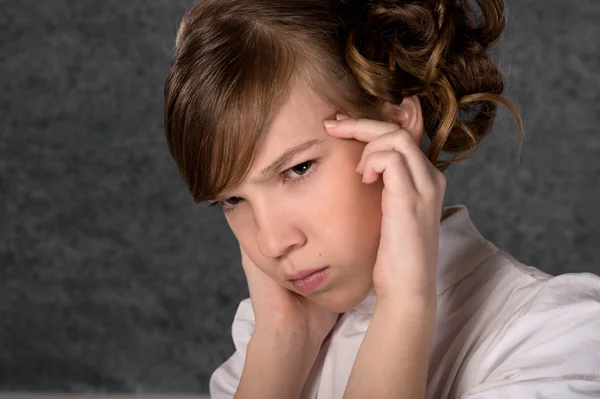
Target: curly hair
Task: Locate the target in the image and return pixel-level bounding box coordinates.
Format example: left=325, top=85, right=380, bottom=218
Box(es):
left=164, top=0, right=523, bottom=203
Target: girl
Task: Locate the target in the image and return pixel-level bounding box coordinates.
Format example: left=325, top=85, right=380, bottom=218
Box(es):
left=164, top=0, right=600, bottom=397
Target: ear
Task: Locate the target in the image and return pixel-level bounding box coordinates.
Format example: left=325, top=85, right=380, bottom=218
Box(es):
left=379, top=95, right=424, bottom=144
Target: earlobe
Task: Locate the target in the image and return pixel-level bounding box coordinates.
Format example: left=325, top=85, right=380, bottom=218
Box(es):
left=380, top=96, right=424, bottom=143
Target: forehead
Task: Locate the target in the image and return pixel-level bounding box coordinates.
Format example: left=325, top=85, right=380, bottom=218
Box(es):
left=255, top=84, right=337, bottom=158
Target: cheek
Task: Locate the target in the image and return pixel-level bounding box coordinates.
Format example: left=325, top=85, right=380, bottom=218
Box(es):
left=313, top=150, right=383, bottom=249
left=229, top=225, right=278, bottom=276
left=325, top=181, right=382, bottom=237
left=225, top=217, right=260, bottom=263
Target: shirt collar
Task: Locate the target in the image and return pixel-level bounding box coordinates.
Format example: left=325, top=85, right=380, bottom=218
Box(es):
left=353, top=204, right=499, bottom=314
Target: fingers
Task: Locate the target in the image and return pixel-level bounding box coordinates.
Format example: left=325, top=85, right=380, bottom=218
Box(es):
left=325, top=115, right=444, bottom=197
left=240, top=244, right=264, bottom=280
left=324, top=116, right=401, bottom=143
left=239, top=244, right=252, bottom=271
left=358, top=130, right=434, bottom=192
left=362, top=150, right=415, bottom=199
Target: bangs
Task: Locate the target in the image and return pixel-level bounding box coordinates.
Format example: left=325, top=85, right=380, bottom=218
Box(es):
left=164, top=3, right=372, bottom=204
left=165, top=25, right=301, bottom=203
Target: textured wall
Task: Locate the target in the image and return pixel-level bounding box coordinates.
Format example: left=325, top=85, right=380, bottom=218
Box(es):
left=1, top=0, right=599, bottom=395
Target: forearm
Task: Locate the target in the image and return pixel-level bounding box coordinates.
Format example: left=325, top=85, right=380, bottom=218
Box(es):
left=235, top=325, right=321, bottom=399
left=343, top=298, right=437, bottom=399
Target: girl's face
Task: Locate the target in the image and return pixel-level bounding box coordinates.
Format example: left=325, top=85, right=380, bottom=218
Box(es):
left=219, top=85, right=387, bottom=313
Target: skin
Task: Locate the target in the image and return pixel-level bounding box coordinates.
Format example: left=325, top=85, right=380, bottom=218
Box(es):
left=325, top=114, right=446, bottom=399
left=219, top=81, right=447, bottom=398
left=217, top=82, right=430, bottom=314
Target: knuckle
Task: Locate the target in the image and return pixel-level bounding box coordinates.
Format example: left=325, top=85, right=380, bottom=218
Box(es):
left=388, top=151, right=405, bottom=166
left=363, top=150, right=376, bottom=163
left=390, top=132, right=415, bottom=151
left=392, top=127, right=412, bottom=138
left=387, top=129, right=410, bottom=142
left=389, top=123, right=402, bottom=132
left=440, top=175, right=447, bottom=188
left=436, top=171, right=447, bottom=188
left=419, top=178, right=437, bottom=198
left=423, top=173, right=445, bottom=200
left=363, top=140, right=378, bottom=154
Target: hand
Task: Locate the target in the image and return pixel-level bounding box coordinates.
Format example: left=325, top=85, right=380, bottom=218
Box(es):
left=324, top=114, right=446, bottom=304
left=239, top=244, right=340, bottom=345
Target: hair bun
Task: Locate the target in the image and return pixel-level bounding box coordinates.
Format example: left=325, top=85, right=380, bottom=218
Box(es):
left=345, top=0, right=523, bottom=171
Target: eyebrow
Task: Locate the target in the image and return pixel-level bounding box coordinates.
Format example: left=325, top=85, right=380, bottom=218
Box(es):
left=206, top=138, right=326, bottom=203
left=249, top=138, right=326, bottom=185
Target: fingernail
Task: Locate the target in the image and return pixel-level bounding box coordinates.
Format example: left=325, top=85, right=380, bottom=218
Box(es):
left=336, top=113, right=350, bottom=120
left=324, top=120, right=338, bottom=128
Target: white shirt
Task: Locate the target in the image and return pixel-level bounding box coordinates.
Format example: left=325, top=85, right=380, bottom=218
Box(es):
left=210, top=204, right=600, bottom=398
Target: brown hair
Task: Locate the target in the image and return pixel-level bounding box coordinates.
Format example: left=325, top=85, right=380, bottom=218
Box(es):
left=164, top=0, right=523, bottom=203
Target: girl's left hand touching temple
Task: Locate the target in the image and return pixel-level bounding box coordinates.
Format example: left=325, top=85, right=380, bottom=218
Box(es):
left=325, top=113, right=447, bottom=399
left=325, top=114, right=446, bottom=303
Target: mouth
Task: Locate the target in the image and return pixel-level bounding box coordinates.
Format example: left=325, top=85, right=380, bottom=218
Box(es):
left=288, top=267, right=329, bottom=295
left=285, top=266, right=328, bottom=281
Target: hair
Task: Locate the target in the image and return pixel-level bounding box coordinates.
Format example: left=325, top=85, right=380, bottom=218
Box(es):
left=164, top=0, right=524, bottom=203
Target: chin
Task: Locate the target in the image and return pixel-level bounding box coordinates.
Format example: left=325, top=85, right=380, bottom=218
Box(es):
left=313, top=283, right=373, bottom=313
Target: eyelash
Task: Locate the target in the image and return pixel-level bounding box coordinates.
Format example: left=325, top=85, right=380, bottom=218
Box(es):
left=209, top=160, right=318, bottom=214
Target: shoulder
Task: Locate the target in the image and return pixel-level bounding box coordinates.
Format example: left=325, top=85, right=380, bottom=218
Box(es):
left=209, top=298, right=255, bottom=397
left=468, top=248, right=599, bottom=319
left=463, top=253, right=600, bottom=397
left=486, top=251, right=600, bottom=361
left=500, top=267, right=600, bottom=347
left=491, top=249, right=600, bottom=315
left=233, top=297, right=255, bottom=321
left=230, top=298, right=255, bottom=348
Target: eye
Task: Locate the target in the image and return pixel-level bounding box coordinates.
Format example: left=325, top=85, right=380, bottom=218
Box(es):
left=224, top=197, right=242, bottom=206
left=285, top=160, right=314, bottom=179
left=208, top=196, right=241, bottom=211
left=210, top=159, right=318, bottom=213
left=219, top=196, right=243, bottom=211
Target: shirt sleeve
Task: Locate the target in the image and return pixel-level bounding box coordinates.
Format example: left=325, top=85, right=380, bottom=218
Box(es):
left=209, top=298, right=255, bottom=399
left=462, top=272, right=600, bottom=398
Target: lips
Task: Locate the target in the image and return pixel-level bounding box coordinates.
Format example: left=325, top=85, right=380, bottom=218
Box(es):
left=285, top=267, right=328, bottom=281
left=290, top=267, right=329, bottom=295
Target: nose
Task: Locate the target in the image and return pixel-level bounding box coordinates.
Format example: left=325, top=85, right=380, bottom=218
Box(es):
left=255, top=206, right=306, bottom=259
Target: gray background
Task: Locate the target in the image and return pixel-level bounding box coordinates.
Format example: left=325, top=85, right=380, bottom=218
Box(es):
left=1, top=0, right=599, bottom=395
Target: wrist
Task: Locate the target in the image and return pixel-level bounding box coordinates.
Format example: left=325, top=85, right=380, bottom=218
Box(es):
left=252, top=321, right=323, bottom=359
left=239, top=325, right=321, bottom=398
left=342, top=294, right=436, bottom=399
left=255, top=316, right=328, bottom=347
left=374, top=294, right=437, bottom=325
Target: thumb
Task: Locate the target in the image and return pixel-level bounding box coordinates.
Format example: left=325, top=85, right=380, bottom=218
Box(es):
left=239, top=244, right=271, bottom=289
